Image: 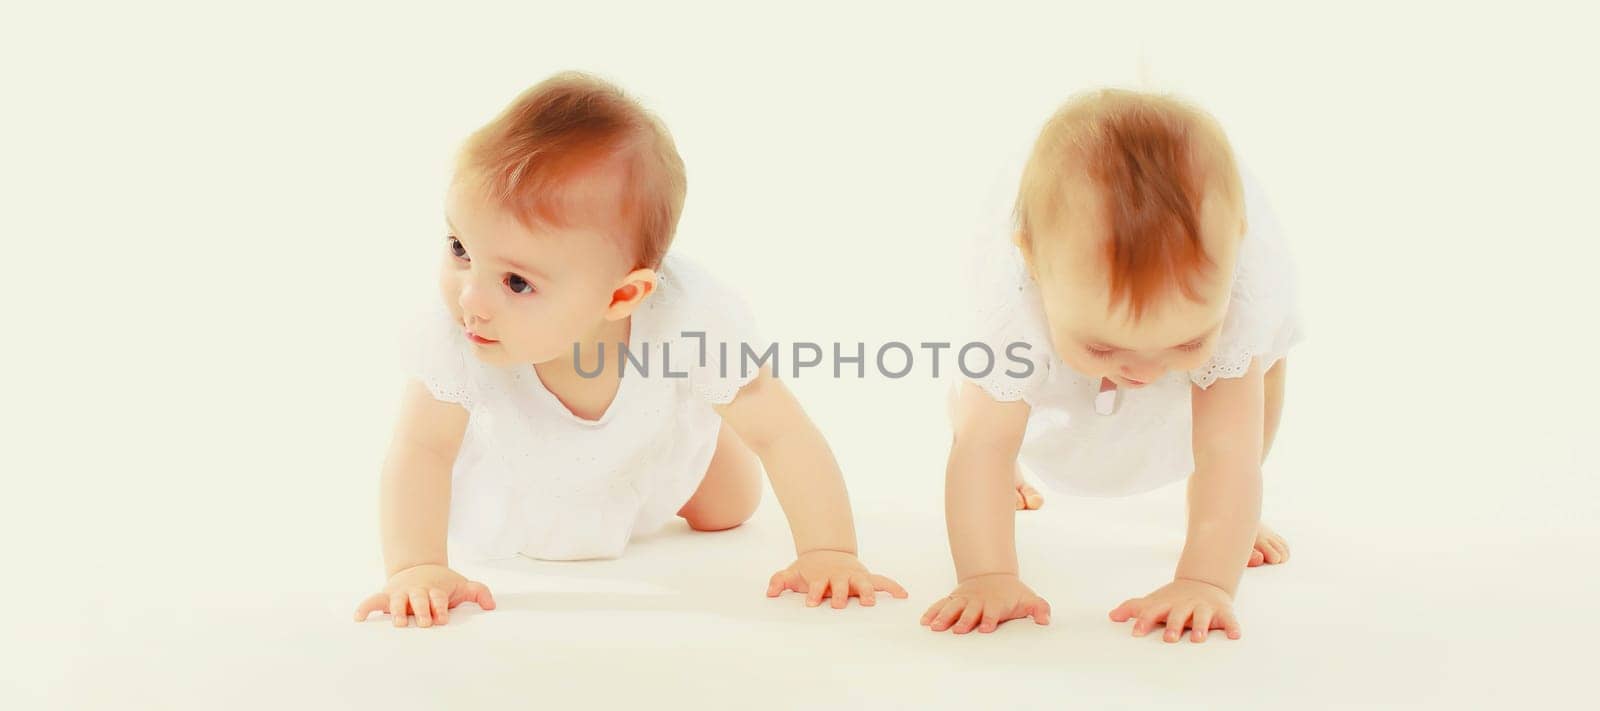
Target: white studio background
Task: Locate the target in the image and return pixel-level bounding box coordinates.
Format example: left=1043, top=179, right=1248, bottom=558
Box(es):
left=4, top=1, right=1596, bottom=708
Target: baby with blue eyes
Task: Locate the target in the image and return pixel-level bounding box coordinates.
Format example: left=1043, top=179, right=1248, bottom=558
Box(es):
left=354, top=72, right=905, bottom=627
left=927, top=89, right=1304, bottom=641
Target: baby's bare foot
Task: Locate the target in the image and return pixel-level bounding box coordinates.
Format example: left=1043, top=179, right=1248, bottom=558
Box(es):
left=1248, top=523, right=1290, bottom=566
left=1014, top=465, right=1043, bottom=510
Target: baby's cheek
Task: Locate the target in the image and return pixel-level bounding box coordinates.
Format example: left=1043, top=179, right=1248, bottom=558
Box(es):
left=512, top=315, right=569, bottom=364
left=1171, top=349, right=1213, bottom=372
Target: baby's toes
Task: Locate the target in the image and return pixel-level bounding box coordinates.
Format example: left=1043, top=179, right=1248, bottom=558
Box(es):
left=1253, top=538, right=1285, bottom=565
left=1252, top=524, right=1290, bottom=565
left=1270, top=535, right=1291, bottom=562
left=1016, top=483, right=1044, bottom=511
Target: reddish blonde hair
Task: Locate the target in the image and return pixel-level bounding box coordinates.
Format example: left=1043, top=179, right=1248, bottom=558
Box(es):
left=1016, top=89, right=1241, bottom=320
left=454, top=72, right=686, bottom=270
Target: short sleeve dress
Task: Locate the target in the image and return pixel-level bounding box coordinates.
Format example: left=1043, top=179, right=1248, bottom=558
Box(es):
left=963, top=163, right=1305, bottom=496
left=402, top=251, right=763, bottom=560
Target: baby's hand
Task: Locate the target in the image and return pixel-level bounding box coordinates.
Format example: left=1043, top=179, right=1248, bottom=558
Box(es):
left=766, top=549, right=909, bottom=609
left=1109, top=578, right=1241, bottom=643
left=921, top=573, right=1051, bottom=633
left=353, top=563, right=497, bottom=628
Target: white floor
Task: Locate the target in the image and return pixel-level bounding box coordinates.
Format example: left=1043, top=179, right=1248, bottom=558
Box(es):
left=13, top=364, right=1597, bottom=709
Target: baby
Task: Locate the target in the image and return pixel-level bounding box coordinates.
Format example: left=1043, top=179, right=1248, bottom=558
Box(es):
left=355, top=73, right=905, bottom=627
left=925, top=89, right=1302, bottom=641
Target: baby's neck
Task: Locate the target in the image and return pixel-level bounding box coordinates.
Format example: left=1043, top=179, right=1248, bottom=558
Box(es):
left=533, top=316, right=632, bottom=422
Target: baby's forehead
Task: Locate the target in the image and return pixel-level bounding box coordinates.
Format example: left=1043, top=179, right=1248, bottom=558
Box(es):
left=453, top=164, right=633, bottom=234
left=446, top=177, right=633, bottom=270
left=1041, top=277, right=1229, bottom=347
left=1033, top=216, right=1236, bottom=333
left=1041, top=262, right=1227, bottom=312
left=459, top=149, right=636, bottom=224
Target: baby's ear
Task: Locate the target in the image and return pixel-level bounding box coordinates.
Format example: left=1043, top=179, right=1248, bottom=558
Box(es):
left=606, top=268, right=658, bottom=319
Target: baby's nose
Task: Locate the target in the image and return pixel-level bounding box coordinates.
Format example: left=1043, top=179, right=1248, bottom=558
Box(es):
left=458, top=283, right=494, bottom=320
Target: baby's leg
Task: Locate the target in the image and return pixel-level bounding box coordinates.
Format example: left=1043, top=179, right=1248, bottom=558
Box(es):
left=1262, top=357, right=1287, bottom=460
left=946, top=382, right=1041, bottom=510
left=677, top=420, right=763, bottom=531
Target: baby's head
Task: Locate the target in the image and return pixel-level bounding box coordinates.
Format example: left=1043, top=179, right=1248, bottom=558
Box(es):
left=1014, top=89, right=1246, bottom=388
left=440, top=72, right=685, bottom=367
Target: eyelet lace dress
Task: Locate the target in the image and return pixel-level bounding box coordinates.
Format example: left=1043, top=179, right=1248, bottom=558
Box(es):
left=964, top=165, right=1305, bottom=496
left=402, top=252, right=763, bottom=560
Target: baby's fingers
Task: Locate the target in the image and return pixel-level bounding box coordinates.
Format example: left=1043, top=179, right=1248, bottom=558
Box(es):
left=766, top=570, right=789, bottom=598
left=977, top=601, right=1009, bottom=633
left=829, top=574, right=850, bottom=609
left=462, top=580, right=496, bottom=611
left=1191, top=607, right=1214, bottom=643
left=1219, top=609, right=1243, bottom=640
left=1109, top=598, right=1143, bottom=623
left=851, top=575, right=876, bottom=607
left=389, top=592, right=409, bottom=628
left=429, top=589, right=449, bottom=625
left=1027, top=597, right=1052, bottom=626
left=409, top=589, right=433, bottom=628
left=1163, top=604, right=1194, bottom=643
left=952, top=599, right=985, bottom=634
left=804, top=577, right=828, bottom=607
left=928, top=597, right=967, bottom=632
left=870, top=574, right=909, bottom=599
left=920, top=597, right=955, bottom=626
left=1133, top=603, right=1171, bottom=637
left=353, top=593, right=388, bottom=622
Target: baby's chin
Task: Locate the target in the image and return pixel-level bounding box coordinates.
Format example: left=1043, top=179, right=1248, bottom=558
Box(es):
left=464, top=340, right=532, bottom=367
left=470, top=343, right=576, bottom=369
left=464, top=342, right=512, bottom=365
left=1113, top=374, right=1157, bottom=388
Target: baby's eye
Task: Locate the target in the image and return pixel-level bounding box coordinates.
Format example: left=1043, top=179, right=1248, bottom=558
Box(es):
left=505, top=273, right=535, bottom=295
left=447, top=236, right=469, bottom=261
left=1176, top=339, right=1206, bottom=353
left=1084, top=345, right=1115, bottom=359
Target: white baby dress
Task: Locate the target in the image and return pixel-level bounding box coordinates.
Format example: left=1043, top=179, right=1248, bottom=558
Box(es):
left=404, top=252, right=762, bottom=561
left=965, top=164, right=1305, bottom=497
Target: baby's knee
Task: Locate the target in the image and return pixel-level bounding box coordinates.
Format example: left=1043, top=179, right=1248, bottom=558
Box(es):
left=679, top=445, right=762, bottom=531
left=681, top=492, right=758, bottom=532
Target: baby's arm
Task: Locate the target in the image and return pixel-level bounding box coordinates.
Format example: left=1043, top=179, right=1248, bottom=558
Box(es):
left=1178, top=360, right=1266, bottom=594
left=353, top=381, right=496, bottom=627
left=713, top=366, right=907, bottom=608
left=379, top=381, right=468, bottom=576
left=1109, top=360, right=1266, bottom=642
left=922, top=381, right=1052, bottom=634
